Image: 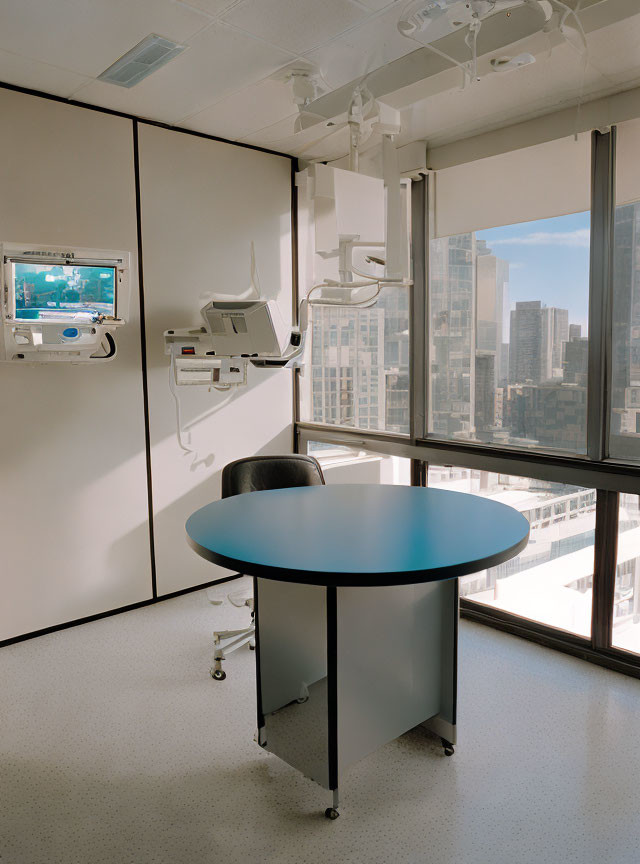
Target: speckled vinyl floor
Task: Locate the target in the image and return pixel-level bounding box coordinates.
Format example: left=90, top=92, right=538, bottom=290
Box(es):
left=2, top=580, right=640, bottom=864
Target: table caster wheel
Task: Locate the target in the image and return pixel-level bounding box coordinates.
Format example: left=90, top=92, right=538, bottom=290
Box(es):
left=211, top=668, right=226, bottom=681
left=249, top=644, right=255, bottom=650
left=324, top=807, right=339, bottom=820
left=441, top=737, right=454, bottom=756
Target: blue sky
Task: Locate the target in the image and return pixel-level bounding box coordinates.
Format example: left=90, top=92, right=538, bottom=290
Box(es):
left=478, top=211, right=591, bottom=334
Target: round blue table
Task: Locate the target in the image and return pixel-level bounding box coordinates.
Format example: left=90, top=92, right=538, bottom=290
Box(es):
left=186, top=484, right=530, bottom=587
left=186, top=484, right=529, bottom=818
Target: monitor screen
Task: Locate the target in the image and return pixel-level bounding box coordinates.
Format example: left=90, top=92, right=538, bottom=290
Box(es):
left=10, top=261, right=116, bottom=321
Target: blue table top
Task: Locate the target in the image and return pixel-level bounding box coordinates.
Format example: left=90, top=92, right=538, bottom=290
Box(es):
left=186, top=484, right=530, bottom=587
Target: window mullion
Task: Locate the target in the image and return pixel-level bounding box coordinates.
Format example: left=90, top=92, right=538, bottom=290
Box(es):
left=410, top=177, right=428, bottom=441
left=592, top=489, right=619, bottom=651
left=587, top=129, right=616, bottom=461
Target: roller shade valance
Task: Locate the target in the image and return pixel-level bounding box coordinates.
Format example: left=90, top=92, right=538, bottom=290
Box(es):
left=616, top=118, right=640, bottom=207
left=433, top=133, right=591, bottom=238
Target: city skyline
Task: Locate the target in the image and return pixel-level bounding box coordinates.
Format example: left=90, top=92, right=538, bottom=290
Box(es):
left=307, top=203, right=640, bottom=455
left=479, top=211, right=590, bottom=333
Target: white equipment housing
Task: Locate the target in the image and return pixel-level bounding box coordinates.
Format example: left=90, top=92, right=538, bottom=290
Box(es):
left=164, top=298, right=302, bottom=387
left=0, top=242, right=130, bottom=363
left=201, top=298, right=290, bottom=358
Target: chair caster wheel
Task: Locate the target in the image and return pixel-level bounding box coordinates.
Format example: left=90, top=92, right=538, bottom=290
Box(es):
left=441, top=737, right=454, bottom=756
left=211, top=668, right=226, bottom=681
left=324, top=807, right=339, bottom=820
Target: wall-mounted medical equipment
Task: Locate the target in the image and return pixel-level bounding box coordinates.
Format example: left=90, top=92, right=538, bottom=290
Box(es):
left=0, top=243, right=130, bottom=363
left=164, top=297, right=304, bottom=389
left=304, top=162, right=409, bottom=285
left=163, top=146, right=412, bottom=453
left=164, top=287, right=307, bottom=453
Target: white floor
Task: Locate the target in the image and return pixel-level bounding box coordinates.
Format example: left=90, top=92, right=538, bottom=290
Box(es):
left=2, top=581, right=640, bottom=864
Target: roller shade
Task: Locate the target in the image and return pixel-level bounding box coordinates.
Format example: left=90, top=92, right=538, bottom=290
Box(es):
left=616, top=117, right=640, bottom=207
left=433, top=133, right=591, bottom=238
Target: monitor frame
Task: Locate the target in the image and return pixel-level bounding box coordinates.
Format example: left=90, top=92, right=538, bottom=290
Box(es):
left=5, top=255, right=121, bottom=323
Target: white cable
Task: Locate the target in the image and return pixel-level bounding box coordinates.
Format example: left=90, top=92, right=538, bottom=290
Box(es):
left=419, top=39, right=473, bottom=86
left=169, top=353, right=195, bottom=454
left=350, top=263, right=413, bottom=285
left=315, top=288, right=383, bottom=307
left=306, top=282, right=371, bottom=305
left=551, top=0, right=587, bottom=51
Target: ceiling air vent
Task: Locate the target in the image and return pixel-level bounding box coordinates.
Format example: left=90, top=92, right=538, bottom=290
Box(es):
left=98, top=34, right=187, bottom=88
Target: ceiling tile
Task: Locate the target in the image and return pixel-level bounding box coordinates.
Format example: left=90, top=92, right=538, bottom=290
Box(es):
left=355, top=0, right=397, bottom=10
left=181, top=77, right=297, bottom=140
left=304, top=3, right=416, bottom=92
left=221, top=0, right=370, bottom=55
left=174, top=0, right=240, bottom=17
left=239, top=112, right=328, bottom=149
left=0, top=49, right=91, bottom=98
left=70, top=23, right=295, bottom=124
left=0, top=0, right=209, bottom=79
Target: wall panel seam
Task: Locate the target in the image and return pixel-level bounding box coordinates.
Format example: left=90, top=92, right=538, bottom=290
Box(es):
left=133, top=119, right=158, bottom=599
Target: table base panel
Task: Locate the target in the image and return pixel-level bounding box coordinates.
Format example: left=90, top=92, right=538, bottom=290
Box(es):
left=256, top=578, right=458, bottom=791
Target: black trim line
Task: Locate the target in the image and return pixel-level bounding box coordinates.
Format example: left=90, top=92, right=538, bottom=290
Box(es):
left=0, top=574, right=239, bottom=648
left=0, top=80, right=293, bottom=160
left=253, top=576, right=265, bottom=729
left=327, top=585, right=339, bottom=791
left=291, top=158, right=300, bottom=326
left=132, top=119, right=158, bottom=599
left=452, top=578, right=459, bottom=726
left=291, top=157, right=301, bottom=437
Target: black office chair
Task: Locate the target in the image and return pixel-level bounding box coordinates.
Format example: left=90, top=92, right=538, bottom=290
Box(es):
left=210, top=455, right=325, bottom=680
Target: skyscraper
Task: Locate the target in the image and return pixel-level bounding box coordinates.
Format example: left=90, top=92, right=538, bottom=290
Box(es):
left=378, top=286, right=410, bottom=433
left=563, top=333, right=589, bottom=386
left=611, top=201, right=640, bottom=437
left=475, top=351, right=496, bottom=437
left=429, top=234, right=510, bottom=440
left=551, top=307, right=569, bottom=377
left=311, top=305, right=385, bottom=429
left=509, top=301, right=569, bottom=384
left=429, top=233, right=476, bottom=438
left=476, top=240, right=509, bottom=384
left=309, top=286, right=410, bottom=432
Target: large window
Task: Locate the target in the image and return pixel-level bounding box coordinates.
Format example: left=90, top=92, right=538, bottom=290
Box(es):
left=298, top=123, right=640, bottom=677
left=428, top=466, right=595, bottom=636
left=428, top=134, right=591, bottom=453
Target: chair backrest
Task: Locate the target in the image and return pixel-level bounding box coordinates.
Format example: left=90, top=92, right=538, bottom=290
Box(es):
left=221, top=454, right=326, bottom=499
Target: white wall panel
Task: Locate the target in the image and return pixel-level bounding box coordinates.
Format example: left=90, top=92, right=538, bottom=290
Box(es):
left=0, top=89, right=151, bottom=640
left=137, top=124, right=293, bottom=595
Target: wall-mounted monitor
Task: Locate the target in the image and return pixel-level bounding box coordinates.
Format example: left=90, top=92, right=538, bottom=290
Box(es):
left=0, top=243, right=130, bottom=363
left=7, top=258, right=117, bottom=323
